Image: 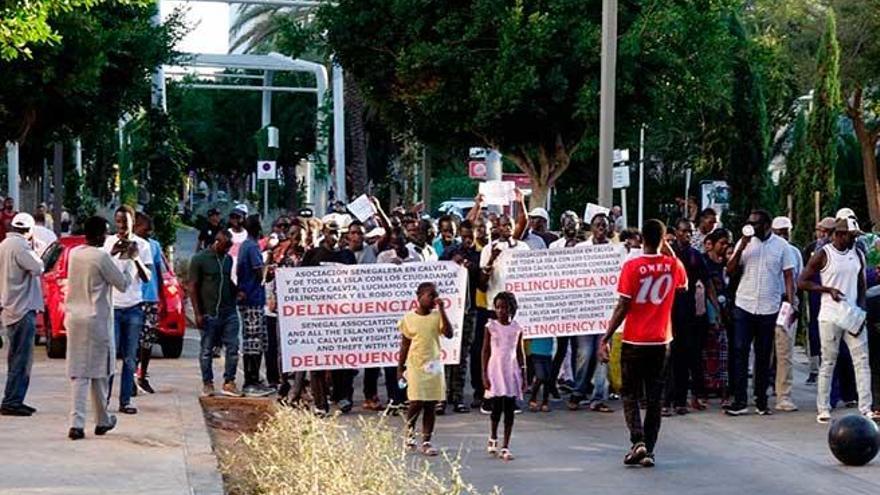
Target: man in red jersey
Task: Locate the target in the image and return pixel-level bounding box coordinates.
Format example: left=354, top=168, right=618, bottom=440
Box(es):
left=598, top=219, right=687, bottom=468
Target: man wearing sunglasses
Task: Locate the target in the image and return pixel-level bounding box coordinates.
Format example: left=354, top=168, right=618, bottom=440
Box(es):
left=725, top=210, right=796, bottom=417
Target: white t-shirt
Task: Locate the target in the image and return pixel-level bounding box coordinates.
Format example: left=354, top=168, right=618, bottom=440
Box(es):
left=228, top=228, right=248, bottom=285
left=406, top=242, right=438, bottom=262
left=377, top=248, right=419, bottom=264
left=479, top=238, right=530, bottom=303
left=549, top=237, right=579, bottom=249
left=103, top=233, right=153, bottom=309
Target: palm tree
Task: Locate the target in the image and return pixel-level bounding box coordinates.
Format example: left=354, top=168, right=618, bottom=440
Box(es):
left=229, top=2, right=371, bottom=200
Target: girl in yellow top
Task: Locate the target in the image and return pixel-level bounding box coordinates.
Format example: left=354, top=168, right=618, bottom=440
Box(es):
left=397, top=282, right=453, bottom=456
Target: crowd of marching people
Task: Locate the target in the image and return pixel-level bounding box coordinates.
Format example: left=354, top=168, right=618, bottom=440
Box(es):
left=2, top=189, right=880, bottom=460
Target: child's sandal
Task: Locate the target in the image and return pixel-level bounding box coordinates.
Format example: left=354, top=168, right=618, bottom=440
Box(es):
left=421, top=441, right=439, bottom=457
left=540, top=403, right=551, bottom=413
left=406, top=435, right=417, bottom=450
left=487, top=438, right=498, bottom=456
left=528, top=400, right=539, bottom=412
left=500, top=448, right=514, bottom=461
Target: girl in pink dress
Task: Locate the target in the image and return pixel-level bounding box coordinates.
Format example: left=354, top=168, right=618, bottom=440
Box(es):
left=481, top=291, right=526, bottom=461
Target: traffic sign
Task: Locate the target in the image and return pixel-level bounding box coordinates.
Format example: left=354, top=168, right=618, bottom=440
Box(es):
left=468, top=160, right=488, bottom=180
left=469, top=147, right=488, bottom=159
left=613, top=149, right=630, bottom=163
left=613, top=166, right=630, bottom=188
left=257, top=160, right=277, bottom=180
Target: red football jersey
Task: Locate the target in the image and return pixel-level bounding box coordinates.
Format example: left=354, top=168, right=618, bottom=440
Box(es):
left=617, top=254, right=688, bottom=345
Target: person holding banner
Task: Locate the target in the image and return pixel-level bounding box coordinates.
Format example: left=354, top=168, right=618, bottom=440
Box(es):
left=569, top=213, right=614, bottom=413
left=440, top=220, right=482, bottom=414
left=599, top=220, right=687, bottom=468
left=301, top=220, right=357, bottom=415
left=398, top=282, right=453, bottom=456
left=549, top=211, right=582, bottom=398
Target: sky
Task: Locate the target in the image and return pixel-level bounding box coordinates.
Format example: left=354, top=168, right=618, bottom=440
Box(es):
left=162, top=1, right=230, bottom=54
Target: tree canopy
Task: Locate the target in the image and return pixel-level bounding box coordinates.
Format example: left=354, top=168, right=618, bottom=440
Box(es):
left=320, top=0, right=751, bottom=208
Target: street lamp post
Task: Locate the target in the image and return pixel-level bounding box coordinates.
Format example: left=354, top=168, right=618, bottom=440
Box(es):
left=597, top=0, right=618, bottom=208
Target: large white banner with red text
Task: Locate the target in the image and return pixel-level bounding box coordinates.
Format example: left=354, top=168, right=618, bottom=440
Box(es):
left=494, top=244, right=626, bottom=339
left=276, top=262, right=468, bottom=372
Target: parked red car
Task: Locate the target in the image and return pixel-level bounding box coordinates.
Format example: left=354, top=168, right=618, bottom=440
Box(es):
left=37, top=236, right=187, bottom=359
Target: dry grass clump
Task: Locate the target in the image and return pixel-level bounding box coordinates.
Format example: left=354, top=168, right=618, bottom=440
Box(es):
left=220, top=408, right=499, bottom=495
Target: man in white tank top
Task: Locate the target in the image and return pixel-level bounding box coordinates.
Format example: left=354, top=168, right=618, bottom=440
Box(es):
left=799, top=217, right=876, bottom=423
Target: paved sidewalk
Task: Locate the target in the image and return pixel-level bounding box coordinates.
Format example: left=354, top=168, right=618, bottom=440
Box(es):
left=0, top=330, right=221, bottom=495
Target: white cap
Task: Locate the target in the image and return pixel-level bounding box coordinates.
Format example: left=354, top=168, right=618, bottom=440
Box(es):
left=528, top=207, right=550, bottom=223
left=771, top=216, right=792, bottom=230
left=11, top=213, right=35, bottom=230
left=836, top=208, right=856, bottom=220
left=232, top=203, right=249, bottom=217
left=365, top=227, right=386, bottom=239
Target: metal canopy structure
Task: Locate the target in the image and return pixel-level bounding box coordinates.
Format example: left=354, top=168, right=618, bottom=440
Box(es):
left=164, top=51, right=340, bottom=213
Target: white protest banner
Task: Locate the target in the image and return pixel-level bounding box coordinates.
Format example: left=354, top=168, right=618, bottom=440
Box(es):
left=478, top=180, right=516, bottom=206
left=347, top=194, right=377, bottom=222
left=276, top=262, right=468, bottom=372
left=495, top=244, right=625, bottom=339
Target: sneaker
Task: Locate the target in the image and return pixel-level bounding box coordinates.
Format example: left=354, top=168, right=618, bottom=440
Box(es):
left=774, top=399, right=798, bottom=412
left=435, top=401, right=447, bottom=416
left=806, top=373, right=818, bottom=385
left=724, top=404, right=749, bottom=416
left=817, top=411, right=832, bottom=424
left=313, top=406, right=330, bottom=418
left=338, top=399, right=353, bottom=414
left=383, top=402, right=404, bottom=417
left=201, top=383, right=215, bottom=397
left=480, top=402, right=492, bottom=415
left=221, top=382, right=243, bottom=397
left=624, top=442, right=648, bottom=465
left=845, top=400, right=858, bottom=408
left=640, top=453, right=656, bottom=468
left=243, top=384, right=271, bottom=398
left=661, top=407, right=672, bottom=417
left=514, top=403, right=523, bottom=415
left=756, top=407, right=773, bottom=416
left=675, top=406, right=689, bottom=416
left=453, top=403, right=471, bottom=414
left=136, top=376, right=155, bottom=395
left=95, top=415, right=118, bottom=436
left=362, top=399, right=384, bottom=411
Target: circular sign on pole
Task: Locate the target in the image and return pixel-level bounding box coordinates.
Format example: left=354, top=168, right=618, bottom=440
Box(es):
left=257, top=160, right=277, bottom=180
left=469, top=160, right=488, bottom=180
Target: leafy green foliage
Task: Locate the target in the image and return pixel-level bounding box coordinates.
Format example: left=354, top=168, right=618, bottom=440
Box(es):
left=788, top=110, right=813, bottom=246
left=0, top=3, right=183, bottom=149
left=320, top=0, right=742, bottom=208
left=63, top=170, right=98, bottom=234
left=806, top=10, right=841, bottom=217
left=0, top=0, right=151, bottom=61
left=134, top=108, right=190, bottom=250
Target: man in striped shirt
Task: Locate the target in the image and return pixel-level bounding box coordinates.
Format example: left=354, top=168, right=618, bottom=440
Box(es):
left=724, top=210, right=796, bottom=417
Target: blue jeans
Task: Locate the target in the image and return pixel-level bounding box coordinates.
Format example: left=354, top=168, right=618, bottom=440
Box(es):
left=732, top=307, right=776, bottom=409
left=572, top=334, right=608, bottom=403
left=200, top=310, right=240, bottom=384
left=113, top=305, right=144, bottom=407
left=2, top=311, right=36, bottom=408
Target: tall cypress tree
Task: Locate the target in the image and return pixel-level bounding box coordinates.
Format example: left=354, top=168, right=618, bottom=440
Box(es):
left=788, top=110, right=813, bottom=247
left=727, top=14, right=772, bottom=219
left=805, top=10, right=841, bottom=218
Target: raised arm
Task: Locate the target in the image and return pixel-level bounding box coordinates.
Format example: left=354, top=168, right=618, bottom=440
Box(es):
left=513, top=188, right=528, bottom=240
left=467, top=194, right=484, bottom=224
